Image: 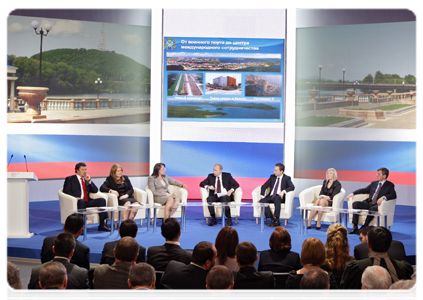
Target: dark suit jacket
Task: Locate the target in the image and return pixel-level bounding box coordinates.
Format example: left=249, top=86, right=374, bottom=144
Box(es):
left=200, top=172, right=240, bottom=200
left=353, top=180, right=397, bottom=202
left=63, top=174, right=99, bottom=200
left=93, top=262, right=133, bottom=289
left=100, top=175, right=134, bottom=198
left=160, top=260, right=209, bottom=289
left=147, top=243, right=192, bottom=271
left=41, top=236, right=90, bottom=270
left=319, top=179, right=342, bottom=200
left=100, top=240, right=146, bottom=266
left=258, top=249, right=301, bottom=273
left=28, top=257, right=89, bottom=289
left=354, top=240, right=406, bottom=261
left=37, top=288, right=90, bottom=300
left=260, top=174, right=295, bottom=199
left=286, top=269, right=338, bottom=289
left=233, top=266, right=275, bottom=289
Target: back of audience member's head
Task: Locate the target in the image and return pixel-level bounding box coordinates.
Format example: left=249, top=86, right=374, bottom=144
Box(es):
left=161, top=218, right=181, bottom=241
left=53, top=232, right=76, bottom=258
left=206, top=265, right=234, bottom=289
left=7, top=261, right=23, bottom=289
left=300, top=269, right=330, bottom=289
left=128, top=263, right=156, bottom=289
left=324, top=223, right=352, bottom=271
left=119, top=219, right=138, bottom=238
left=215, top=226, right=239, bottom=265
left=301, top=238, right=325, bottom=267
left=64, top=213, right=84, bottom=235
left=235, top=241, right=257, bottom=267
left=368, top=227, right=392, bottom=253
left=359, top=225, right=374, bottom=243
left=361, top=266, right=392, bottom=289
left=269, top=226, right=292, bottom=252
left=39, top=261, right=67, bottom=289
left=191, top=241, right=216, bottom=268
left=114, top=236, right=139, bottom=263
left=386, top=280, right=420, bottom=300
left=411, top=272, right=416, bottom=281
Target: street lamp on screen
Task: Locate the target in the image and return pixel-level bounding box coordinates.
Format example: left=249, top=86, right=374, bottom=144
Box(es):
left=31, top=21, right=52, bottom=86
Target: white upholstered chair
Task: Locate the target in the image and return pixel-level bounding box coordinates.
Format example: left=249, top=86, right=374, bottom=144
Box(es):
left=347, top=194, right=396, bottom=229
left=251, top=186, right=295, bottom=225
left=200, top=187, right=242, bottom=224
left=145, top=185, right=188, bottom=224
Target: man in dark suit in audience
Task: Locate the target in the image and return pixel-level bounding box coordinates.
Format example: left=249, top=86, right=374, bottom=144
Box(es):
left=122, top=263, right=170, bottom=300
left=206, top=265, right=234, bottom=289
left=28, top=233, right=89, bottom=289
left=93, top=237, right=139, bottom=289
left=160, top=241, right=217, bottom=289
left=41, top=213, right=90, bottom=270
left=37, top=261, right=90, bottom=300
left=259, top=163, right=295, bottom=227
left=233, top=241, right=275, bottom=289
left=100, top=219, right=146, bottom=265
left=147, top=218, right=191, bottom=271
left=347, top=167, right=396, bottom=234
left=354, top=226, right=406, bottom=261
left=200, top=164, right=240, bottom=226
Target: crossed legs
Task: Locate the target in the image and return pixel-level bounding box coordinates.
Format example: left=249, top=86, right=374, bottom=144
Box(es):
left=121, top=201, right=138, bottom=221
left=164, top=197, right=181, bottom=219
left=307, top=198, right=329, bottom=228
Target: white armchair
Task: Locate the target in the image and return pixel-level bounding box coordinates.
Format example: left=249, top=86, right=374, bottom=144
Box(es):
left=200, top=187, right=242, bottom=224
left=298, top=185, right=346, bottom=224
left=58, top=188, right=109, bottom=225
left=347, top=194, right=396, bottom=229
left=145, top=185, right=188, bottom=224
left=251, top=186, right=295, bottom=225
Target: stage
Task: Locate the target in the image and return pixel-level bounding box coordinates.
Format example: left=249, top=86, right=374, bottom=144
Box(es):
left=7, top=198, right=416, bottom=265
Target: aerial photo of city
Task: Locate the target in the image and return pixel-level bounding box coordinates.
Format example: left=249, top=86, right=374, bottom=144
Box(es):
left=245, top=74, right=282, bottom=97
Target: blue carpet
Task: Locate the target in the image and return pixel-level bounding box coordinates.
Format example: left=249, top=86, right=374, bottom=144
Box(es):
left=7, top=199, right=416, bottom=265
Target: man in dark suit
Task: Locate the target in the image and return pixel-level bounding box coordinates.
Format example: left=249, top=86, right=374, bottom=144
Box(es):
left=354, top=226, right=406, bottom=261
left=121, top=263, right=170, bottom=300
left=28, top=233, right=89, bottom=289
left=200, top=164, right=240, bottom=226
left=100, top=219, right=146, bottom=265
left=147, top=218, right=192, bottom=271
left=233, top=241, right=275, bottom=289
left=160, top=241, right=217, bottom=289
left=259, top=163, right=295, bottom=227
left=206, top=265, right=234, bottom=289
left=37, top=261, right=90, bottom=300
left=347, top=167, right=397, bottom=234
left=41, top=213, right=90, bottom=270
left=63, top=162, right=110, bottom=232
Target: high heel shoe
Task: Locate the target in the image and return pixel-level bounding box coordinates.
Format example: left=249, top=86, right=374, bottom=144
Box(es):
left=316, top=221, right=321, bottom=230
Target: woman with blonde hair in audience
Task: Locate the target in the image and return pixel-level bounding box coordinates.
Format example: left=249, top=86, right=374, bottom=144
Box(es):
left=286, top=238, right=338, bottom=289
left=321, top=223, right=354, bottom=287
left=214, top=226, right=239, bottom=272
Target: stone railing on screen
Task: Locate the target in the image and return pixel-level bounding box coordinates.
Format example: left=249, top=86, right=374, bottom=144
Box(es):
left=41, top=97, right=150, bottom=111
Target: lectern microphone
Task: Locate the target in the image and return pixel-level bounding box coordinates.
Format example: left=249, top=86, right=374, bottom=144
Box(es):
left=24, top=155, right=28, bottom=172
left=7, top=154, right=13, bottom=170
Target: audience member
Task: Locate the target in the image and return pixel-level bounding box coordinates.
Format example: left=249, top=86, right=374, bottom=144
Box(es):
left=300, top=269, right=330, bottom=289
left=206, top=265, right=234, bottom=289
left=39, top=261, right=68, bottom=289
left=93, top=236, right=139, bottom=289
left=386, top=280, right=420, bottom=300
left=41, top=213, right=90, bottom=270
left=128, top=263, right=156, bottom=290
left=258, top=226, right=301, bottom=273
left=214, top=226, right=239, bottom=271
left=233, top=241, right=275, bottom=289
left=286, top=238, right=338, bottom=289
left=7, top=261, right=23, bottom=289
left=28, top=232, right=89, bottom=289
left=354, top=226, right=406, bottom=261
left=160, top=241, right=216, bottom=289
left=100, top=219, right=146, bottom=265
left=361, top=266, right=392, bottom=289
left=147, top=218, right=191, bottom=271
left=340, top=227, right=413, bottom=289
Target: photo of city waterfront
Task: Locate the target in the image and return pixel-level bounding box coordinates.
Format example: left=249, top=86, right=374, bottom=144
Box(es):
left=245, top=74, right=282, bottom=97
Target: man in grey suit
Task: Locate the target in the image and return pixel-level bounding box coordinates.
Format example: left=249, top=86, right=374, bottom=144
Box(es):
left=93, top=236, right=139, bottom=289
left=28, top=233, right=89, bottom=289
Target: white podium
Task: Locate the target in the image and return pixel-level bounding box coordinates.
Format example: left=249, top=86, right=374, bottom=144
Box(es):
left=7, top=172, right=38, bottom=238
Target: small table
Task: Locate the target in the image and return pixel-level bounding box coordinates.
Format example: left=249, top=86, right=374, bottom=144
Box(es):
left=117, top=203, right=162, bottom=233
left=70, top=207, right=118, bottom=241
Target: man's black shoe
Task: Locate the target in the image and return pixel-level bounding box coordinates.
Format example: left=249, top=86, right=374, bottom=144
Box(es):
left=208, top=218, right=217, bottom=226
left=349, top=227, right=359, bottom=234
left=98, top=225, right=111, bottom=232
left=267, top=219, right=276, bottom=227
left=226, top=218, right=233, bottom=226
left=270, top=220, right=281, bottom=227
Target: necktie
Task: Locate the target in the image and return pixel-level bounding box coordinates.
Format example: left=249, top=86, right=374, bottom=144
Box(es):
left=372, top=182, right=382, bottom=204
left=272, top=177, right=280, bottom=199
left=216, top=176, right=221, bottom=193
left=81, top=177, right=89, bottom=202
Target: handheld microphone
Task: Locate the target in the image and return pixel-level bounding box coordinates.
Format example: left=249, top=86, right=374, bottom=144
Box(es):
left=24, top=155, right=28, bottom=172
left=7, top=154, right=13, bottom=170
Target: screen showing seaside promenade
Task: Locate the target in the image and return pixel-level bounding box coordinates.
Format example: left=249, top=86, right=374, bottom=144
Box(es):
left=163, top=37, right=284, bottom=122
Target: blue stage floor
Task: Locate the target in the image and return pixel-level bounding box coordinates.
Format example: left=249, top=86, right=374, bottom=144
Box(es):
left=7, top=199, right=416, bottom=265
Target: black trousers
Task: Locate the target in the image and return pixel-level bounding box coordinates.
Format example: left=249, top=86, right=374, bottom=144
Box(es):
left=77, top=198, right=108, bottom=226
left=207, top=195, right=232, bottom=218
left=352, top=199, right=378, bottom=226
left=260, top=194, right=285, bottom=220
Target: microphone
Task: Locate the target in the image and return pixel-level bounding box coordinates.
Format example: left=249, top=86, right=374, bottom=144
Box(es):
left=7, top=154, right=13, bottom=170
left=24, top=155, right=28, bottom=172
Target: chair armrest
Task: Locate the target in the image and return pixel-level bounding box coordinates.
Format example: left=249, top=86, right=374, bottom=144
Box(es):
left=284, top=190, right=295, bottom=212
left=200, top=187, right=209, bottom=203
left=134, top=187, right=147, bottom=205
left=233, top=187, right=242, bottom=203
left=103, top=192, right=118, bottom=207
left=379, top=198, right=397, bottom=213
left=332, top=188, right=346, bottom=209
left=251, top=186, right=261, bottom=204
left=298, top=187, right=315, bottom=207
